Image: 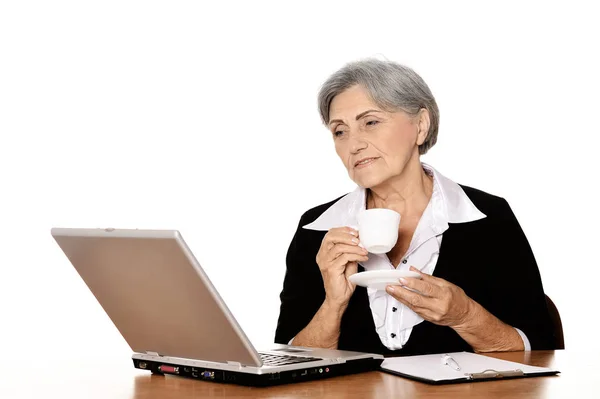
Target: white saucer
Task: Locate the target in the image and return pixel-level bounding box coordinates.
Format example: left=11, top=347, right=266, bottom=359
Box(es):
left=349, top=270, right=422, bottom=290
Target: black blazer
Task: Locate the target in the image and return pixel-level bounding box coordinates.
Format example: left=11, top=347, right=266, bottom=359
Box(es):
left=274, top=185, right=557, bottom=355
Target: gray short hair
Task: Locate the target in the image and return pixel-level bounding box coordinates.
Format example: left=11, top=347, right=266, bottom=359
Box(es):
left=318, top=59, right=440, bottom=155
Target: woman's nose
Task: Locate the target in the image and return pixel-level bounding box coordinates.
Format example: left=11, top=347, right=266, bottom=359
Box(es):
left=349, top=134, right=368, bottom=154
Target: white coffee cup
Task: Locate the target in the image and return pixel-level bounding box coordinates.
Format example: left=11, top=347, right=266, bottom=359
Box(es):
left=356, top=208, right=401, bottom=254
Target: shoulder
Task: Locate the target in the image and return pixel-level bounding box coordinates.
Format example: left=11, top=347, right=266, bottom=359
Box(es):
left=459, top=184, right=518, bottom=225
left=286, top=194, right=348, bottom=260
left=297, top=194, right=347, bottom=226
left=459, top=184, right=512, bottom=219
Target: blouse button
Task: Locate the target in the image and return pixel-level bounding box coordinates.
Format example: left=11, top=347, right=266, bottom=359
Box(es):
left=392, top=307, right=397, bottom=312
left=402, top=259, right=407, bottom=264
left=391, top=333, right=396, bottom=338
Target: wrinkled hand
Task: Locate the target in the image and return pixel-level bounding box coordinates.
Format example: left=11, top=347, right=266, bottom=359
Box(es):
left=386, top=266, right=475, bottom=328
left=316, top=227, right=369, bottom=308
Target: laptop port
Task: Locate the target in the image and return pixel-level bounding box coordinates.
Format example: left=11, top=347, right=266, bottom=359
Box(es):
left=201, top=371, right=215, bottom=380
left=139, top=362, right=147, bottom=369
left=159, top=365, right=179, bottom=374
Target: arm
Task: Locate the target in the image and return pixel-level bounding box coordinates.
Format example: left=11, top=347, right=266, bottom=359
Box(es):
left=453, top=198, right=554, bottom=351
left=291, top=300, right=347, bottom=349
left=274, top=216, right=325, bottom=346
left=275, top=217, right=367, bottom=348
left=481, top=199, right=556, bottom=349
left=453, top=297, right=525, bottom=352
left=387, top=198, right=555, bottom=351
left=388, top=270, right=525, bottom=352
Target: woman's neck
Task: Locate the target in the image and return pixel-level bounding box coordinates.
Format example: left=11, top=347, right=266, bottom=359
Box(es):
left=367, top=160, right=433, bottom=217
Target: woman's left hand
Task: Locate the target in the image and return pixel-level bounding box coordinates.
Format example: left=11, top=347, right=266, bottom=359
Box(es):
left=386, top=266, right=475, bottom=328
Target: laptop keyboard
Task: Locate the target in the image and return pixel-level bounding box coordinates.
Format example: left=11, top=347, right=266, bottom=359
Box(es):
left=259, top=353, right=322, bottom=366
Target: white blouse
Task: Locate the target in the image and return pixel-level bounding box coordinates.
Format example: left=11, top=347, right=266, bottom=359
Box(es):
left=303, top=163, right=530, bottom=351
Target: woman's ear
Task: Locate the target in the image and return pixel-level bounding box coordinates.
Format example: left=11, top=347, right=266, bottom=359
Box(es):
left=415, top=108, right=431, bottom=146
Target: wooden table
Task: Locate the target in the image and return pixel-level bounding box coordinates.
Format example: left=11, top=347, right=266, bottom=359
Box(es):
left=2, top=351, right=597, bottom=398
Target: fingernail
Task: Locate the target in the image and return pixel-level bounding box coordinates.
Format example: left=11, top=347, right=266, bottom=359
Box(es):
left=349, top=230, right=358, bottom=236
left=386, top=286, right=395, bottom=294
left=399, top=278, right=408, bottom=285
left=352, top=238, right=359, bottom=244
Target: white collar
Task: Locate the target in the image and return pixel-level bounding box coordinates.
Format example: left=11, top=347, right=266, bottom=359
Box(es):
left=303, top=163, right=486, bottom=231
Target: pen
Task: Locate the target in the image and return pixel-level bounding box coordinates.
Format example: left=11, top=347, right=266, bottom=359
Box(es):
left=441, top=354, right=461, bottom=371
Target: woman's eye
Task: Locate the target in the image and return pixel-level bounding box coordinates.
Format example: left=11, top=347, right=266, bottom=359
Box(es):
left=332, top=127, right=346, bottom=137
left=366, top=120, right=379, bottom=126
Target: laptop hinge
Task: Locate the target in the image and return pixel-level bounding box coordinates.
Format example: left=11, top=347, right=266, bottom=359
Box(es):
left=145, top=351, right=160, bottom=357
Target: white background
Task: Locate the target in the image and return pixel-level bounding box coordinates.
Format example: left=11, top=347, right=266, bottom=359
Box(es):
left=1, top=0, right=599, bottom=381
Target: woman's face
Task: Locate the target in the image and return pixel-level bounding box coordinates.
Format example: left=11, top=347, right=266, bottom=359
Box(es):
left=328, top=85, right=429, bottom=188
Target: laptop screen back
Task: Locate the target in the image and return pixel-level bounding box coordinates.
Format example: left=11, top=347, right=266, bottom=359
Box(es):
left=51, top=228, right=262, bottom=367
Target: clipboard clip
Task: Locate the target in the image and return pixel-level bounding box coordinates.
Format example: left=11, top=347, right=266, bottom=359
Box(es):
left=466, top=368, right=524, bottom=380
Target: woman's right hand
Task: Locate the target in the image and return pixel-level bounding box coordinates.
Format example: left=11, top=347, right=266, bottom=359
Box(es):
left=316, top=227, right=369, bottom=309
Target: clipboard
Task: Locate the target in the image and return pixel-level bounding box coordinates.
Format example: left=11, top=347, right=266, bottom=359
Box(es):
left=380, top=352, right=560, bottom=385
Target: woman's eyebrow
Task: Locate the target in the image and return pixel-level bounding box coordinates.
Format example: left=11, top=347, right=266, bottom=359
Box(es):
left=355, top=109, right=383, bottom=120
left=329, top=109, right=383, bottom=126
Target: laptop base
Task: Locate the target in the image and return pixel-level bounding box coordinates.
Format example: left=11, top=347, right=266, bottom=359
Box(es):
left=133, top=357, right=383, bottom=387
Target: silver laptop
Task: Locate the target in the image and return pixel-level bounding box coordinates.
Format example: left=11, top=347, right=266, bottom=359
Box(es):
left=51, top=228, right=383, bottom=386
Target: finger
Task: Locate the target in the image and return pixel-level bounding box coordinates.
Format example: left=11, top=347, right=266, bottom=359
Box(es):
left=345, top=261, right=358, bottom=280
left=329, top=243, right=369, bottom=260
left=323, top=229, right=361, bottom=249
left=398, top=277, right=438, bottom=298
left=409, top=266, right=443, bottom=286
left=332, top=253, right=369, bottom=269
left=385, top=284, right=435, bottom=310
left=328, top=226, right=359, bottom=237
left=342, top=226, right=359, bottom=236
left=317, top=240, right=365, bottom=268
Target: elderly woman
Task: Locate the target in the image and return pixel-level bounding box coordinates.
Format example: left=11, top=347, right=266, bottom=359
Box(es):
left=274, top=59, right=556, bottom=355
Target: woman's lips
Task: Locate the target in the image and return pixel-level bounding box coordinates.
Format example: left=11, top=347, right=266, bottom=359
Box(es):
left=354, top=157, right=378, bottom=169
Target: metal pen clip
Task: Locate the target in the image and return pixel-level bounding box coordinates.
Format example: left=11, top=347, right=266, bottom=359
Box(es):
left=441, top=354, right=461, bottom=371
left=466, top=369, right=524, bottom=380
